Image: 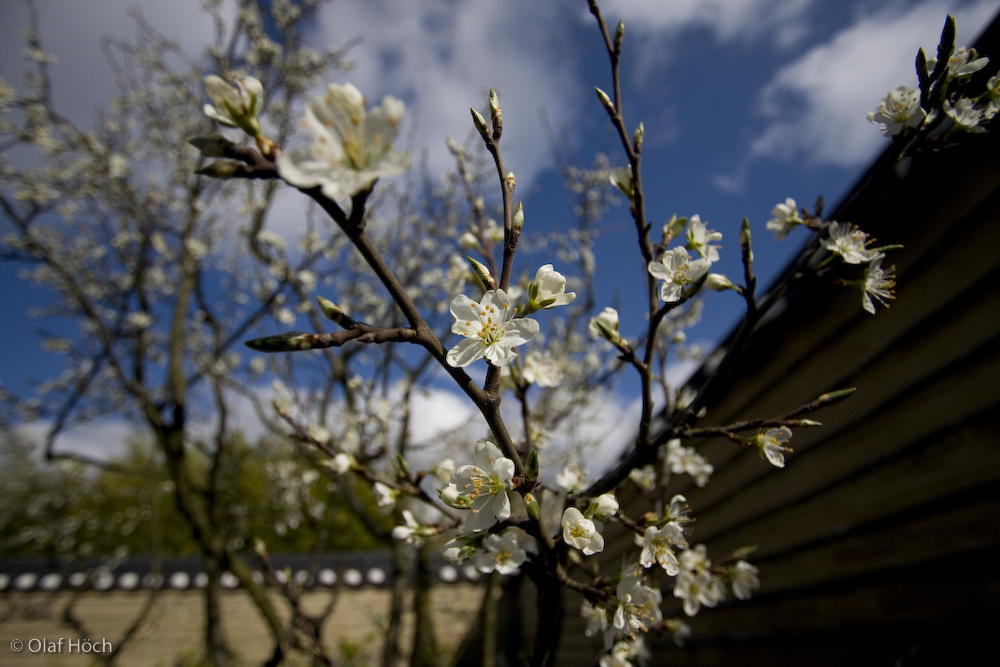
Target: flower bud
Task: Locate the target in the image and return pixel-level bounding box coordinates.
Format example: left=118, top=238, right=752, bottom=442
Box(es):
left=662, top=214, right=687, bottom=245
left=245, top=331, right=314, bottom=352
left=187, top=134, right=234, bottom=158
left=609, top=166, right=634, bottom=200
left=203, top=74, right=264, bottom=137
left=316, top=296, right=355, bottom=328
left=589, top=307, right=622, bottom=345
left=325, top=453, right=356, bottom=474
left=814, top=387, right=857, bottom=406
left=471, top=107, right=491, bottom=140
left=506, top=171, right=516, bottom=193
left=614, top=20, right=625, bottom=53
left=586, top=493, right=619, bottom=521
left=467, top=256, right=496, bottom=291
left=704, top=273, right=737, bottom=292
left=253, top=537, right=267, bottom=557
left=489, top=88, right=502, bottom=140
left=740, top=216, right=753, bottom=263
left=524, top=492, right=540, bottom=520
left=633, top=122, right=644, bottom=153
left=524, top=450, right=539, bottom=482
left=195, top=161, right=240, bottom=179
left=595, top=87, right=615, bottom=114
left=513, top=201, right=524, bottom=232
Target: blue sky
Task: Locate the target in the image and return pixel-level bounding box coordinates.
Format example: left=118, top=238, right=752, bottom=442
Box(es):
left=1, top=0, right=998, bottom=457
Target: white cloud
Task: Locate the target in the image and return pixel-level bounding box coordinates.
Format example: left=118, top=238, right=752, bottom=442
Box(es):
left=15, top=418, right=136, bottom=462
left=308, top=0, right=585, bottom=190
left=746, top=0, right=998, bottom=168
left=599, top=0, right=813, bottom=47
left=0, top=0, right=233, bottom=121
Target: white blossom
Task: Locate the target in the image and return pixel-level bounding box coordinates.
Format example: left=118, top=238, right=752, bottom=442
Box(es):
left=685, top=215, right=721, bottom=262
left=589, top=307, right=621, bottom=344
left=755, top=426, right=793, bottom=468
left=648, top=247, right=711, bottom=303
left=556, top=464, right=588, bottom=492
left=325, top=453, right=355, bottom=474
left=867, top=86, right=926, bottom=137
left=945, top=47, right=990, bottom=79
left=450, top=440, right=516, bottom=532
left=473, top=527, right=538, bottom=575
left=610, top=569, right=663, bottom=642
left=608, top=165, right=634, bottom=199
left=862, top=258, right=896, bottom=314
left=276, top=82, right=412, bottom=202
left=629, top=464, right=656, bottom=493
left=765, top=197, right=803, bottom=240
left=528, top=264, right=576, bottom=311
left=582, top=600, right=611, bottom=639
left=203, top=74, right=264, bottom=135
left=673, top=569, right=722, bottom=617
left=587, top=493, right=619, bottom=522
left=664, top=439, right=714, bottom=487
left=944, top=98, right=988, bottom=134
left=391, top=510, right=423, bottom=545
left=984, top=75, right=1000, bottom=120
left=521, top=349, right=564, bottom=387
left=561, top=507, right=605, bottom=555
left=374, top=481, right=397, bottom=511
left=637, top=523, right=687, bottom=575
left=729, top=560, right=760, bottom=600
left=822, top=222, right=882, bottom=265
left=447, top=289, right=539, bottom=368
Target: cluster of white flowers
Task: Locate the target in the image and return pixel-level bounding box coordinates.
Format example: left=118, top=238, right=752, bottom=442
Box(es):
left=672, top=544, right=725, bottom=617
left=868, top=39, right=993, bottom=137
left=275, top=82, right=412, bottom=202
left=645, top=214, right=735, bottom=304
left=664, top=438, right=714, bottom=487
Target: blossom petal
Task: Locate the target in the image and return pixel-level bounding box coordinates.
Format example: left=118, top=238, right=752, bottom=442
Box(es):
left=447, top=338, right=485, bottom=368
left=501, top=318, right=540, bottom=346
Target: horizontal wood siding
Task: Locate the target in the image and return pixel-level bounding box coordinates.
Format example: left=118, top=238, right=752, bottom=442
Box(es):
left=556, top=16, right=1000, bottom=666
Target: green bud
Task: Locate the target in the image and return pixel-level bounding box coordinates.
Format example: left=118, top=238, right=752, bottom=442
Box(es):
left=195, top=161, right=240, bottom=179
left=663, top=214, right=687, bottom=245
left=467, top=256, right=495, bottom=291
left=633, top=122, right=644, bottom=153
left=513, top=201, right=524, bottom=231
left=316, top=296, right=353, bottom=327
left=395, top=453, right=410, bottom=477
left=595, top=87, right=615, bottom=114
left=614, top=20, right=625, bottom=53
left=524, top=450, right=539, bottom=482
left=740, top=217, right=753, bottom=263
left=471, top=107, right=490, bottom=140
left=187, top=134, right=234, bottom=158
left=524, top=492, right=540, bottom=520
left=730, top=545, right=758, bottom=560
left=704, top=273, right=737, bottom=292
left=489, top=88, right=502, bottom=140
left=253, top=537, right=267, bottom=557
left=815, top=387, right=857, bottom=406
left=595, top=319, right=620, bottom=344
left=245, top=331, right=314, bottom=352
